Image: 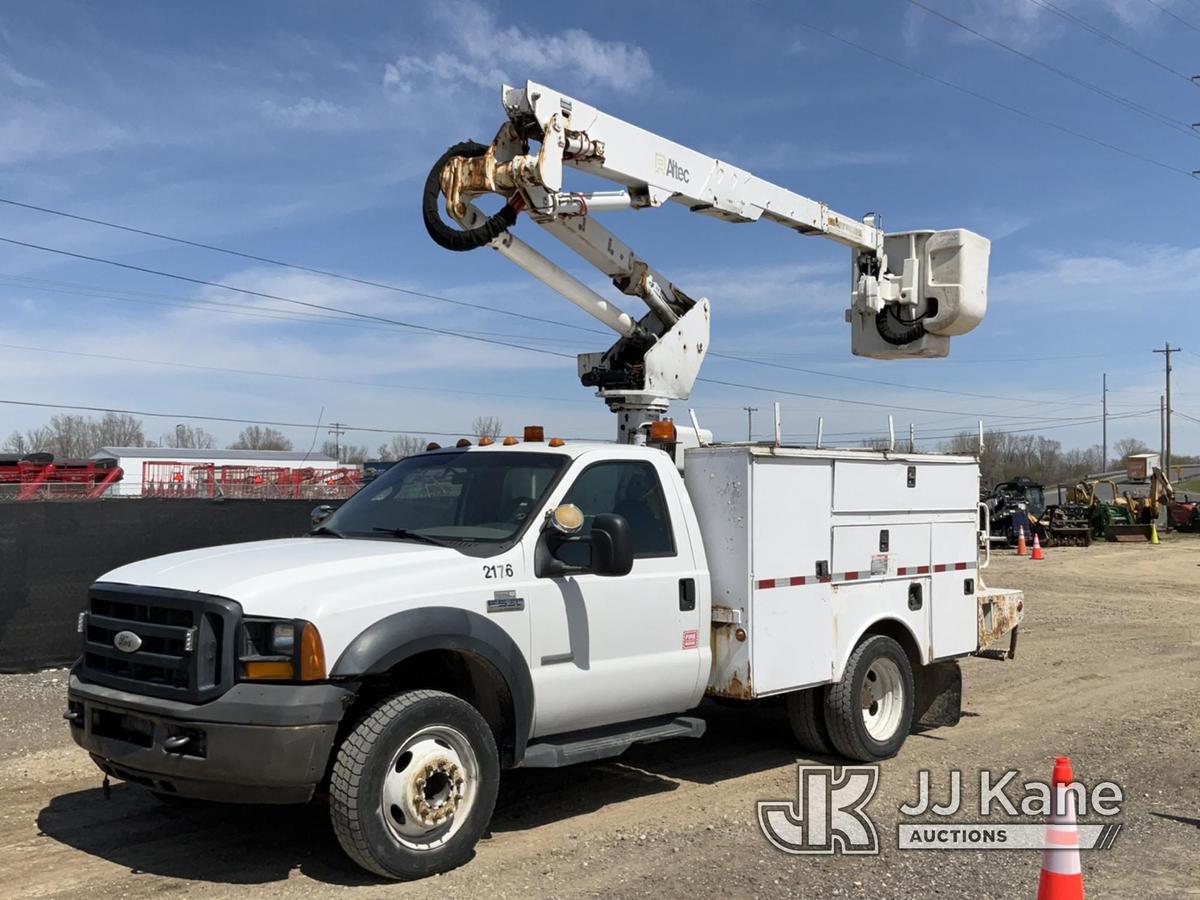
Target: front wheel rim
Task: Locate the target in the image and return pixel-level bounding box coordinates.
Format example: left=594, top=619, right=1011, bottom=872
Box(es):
left=380, top=724, right=479, bottom=850
left=860, top=657, right=905, bottom=741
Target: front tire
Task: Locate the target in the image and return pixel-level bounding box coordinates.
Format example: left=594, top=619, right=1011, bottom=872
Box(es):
left=824, top=635, right=914, bottom=762
left=329, top=689, right=499, bottom=880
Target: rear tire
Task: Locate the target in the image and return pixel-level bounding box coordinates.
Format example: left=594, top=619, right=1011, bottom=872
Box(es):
left=329, top=689, right=499, bottom=881
left=785, top=687, right=833, bottom=756
left=824, top=635, right=914, bottom=762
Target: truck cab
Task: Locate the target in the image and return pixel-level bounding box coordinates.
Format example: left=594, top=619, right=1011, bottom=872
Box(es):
left=67, top=437, right=714, bottom=878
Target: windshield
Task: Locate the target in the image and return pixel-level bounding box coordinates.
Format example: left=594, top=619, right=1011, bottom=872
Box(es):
left=324, top=450, right=567, bottom=546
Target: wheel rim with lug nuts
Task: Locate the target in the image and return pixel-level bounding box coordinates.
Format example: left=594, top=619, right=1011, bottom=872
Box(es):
left=381, top=724, right=479, bottom=850
left=860, top=656, right=904, bottom=741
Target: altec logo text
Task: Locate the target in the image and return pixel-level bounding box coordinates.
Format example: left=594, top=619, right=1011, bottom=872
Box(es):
left=654, top=152, right=690, bottom=183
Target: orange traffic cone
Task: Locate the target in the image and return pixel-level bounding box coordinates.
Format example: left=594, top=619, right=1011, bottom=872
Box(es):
left=1016, top=526, right=1028, bottom=556
left=1031, top=532, right=1045, bottom=560
left=1037, top=756, right=1085, bottom=900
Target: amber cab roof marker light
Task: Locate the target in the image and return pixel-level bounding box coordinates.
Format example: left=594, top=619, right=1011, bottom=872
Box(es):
left=502, top=436, right=519, bottom=446
left=478, top=436, right=495, bottom=446
left=649, top=419, right=677, bottom=442
left=455, top=438, right=472, bottom=448
left=425, top=442, right=442, bottom=451
left=549, top=437, right=566, bottom=447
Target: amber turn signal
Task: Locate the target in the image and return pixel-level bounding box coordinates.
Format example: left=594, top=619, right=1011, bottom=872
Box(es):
left=299, top=622, right=326, bottom=681
left=244, top=660, right=294, bottom=680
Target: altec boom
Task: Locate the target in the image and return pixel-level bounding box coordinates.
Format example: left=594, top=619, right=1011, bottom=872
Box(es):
left=423, top=80, right=990, bottom=440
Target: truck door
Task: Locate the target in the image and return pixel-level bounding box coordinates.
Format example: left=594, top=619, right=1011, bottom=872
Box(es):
left=526, top=456, right=703, bottom=737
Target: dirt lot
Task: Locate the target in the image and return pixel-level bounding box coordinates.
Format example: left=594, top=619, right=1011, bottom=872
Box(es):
left=1, top=538, right=1197, bottom=898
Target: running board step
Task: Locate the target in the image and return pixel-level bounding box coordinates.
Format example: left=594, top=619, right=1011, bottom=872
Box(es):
left=521, top=715, right=706, bottom=768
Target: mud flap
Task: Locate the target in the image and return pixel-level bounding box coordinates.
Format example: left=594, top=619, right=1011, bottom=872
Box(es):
left=912, top=660, right=962, bottom=729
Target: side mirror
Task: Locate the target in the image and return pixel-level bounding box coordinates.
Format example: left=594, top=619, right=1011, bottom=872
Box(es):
left=310, top=505, right=334, bottom=527
left=587, top=513, right=634, bottom=577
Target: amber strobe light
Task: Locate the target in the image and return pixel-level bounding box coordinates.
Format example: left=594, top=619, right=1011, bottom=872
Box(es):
left=649, top=419, right=677, bottom=442
left=523, top=425, right=545, bottom=442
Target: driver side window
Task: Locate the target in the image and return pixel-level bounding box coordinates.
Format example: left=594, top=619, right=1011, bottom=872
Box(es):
left=556, top=460, right=675, bottom=566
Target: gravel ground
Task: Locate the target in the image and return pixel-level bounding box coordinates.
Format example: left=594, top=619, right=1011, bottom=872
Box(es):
left=0, top=537, right=1197, bottom=898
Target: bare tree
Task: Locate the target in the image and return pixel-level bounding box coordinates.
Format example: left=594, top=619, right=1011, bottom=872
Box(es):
left=229, top=425, right=293, bottom=451
left=374, top=434, right=427, bottom=461
left=159, top=424, right=216, bottom=449
left=940, top=429, right=1103, bottom=488
left=2, top=430, right=29, bottom=454
left=472, top=415, right=502, bottom=440
left=1112, top=437, right=1151, bottom=466
left=92, top=413, right=145, bottom=448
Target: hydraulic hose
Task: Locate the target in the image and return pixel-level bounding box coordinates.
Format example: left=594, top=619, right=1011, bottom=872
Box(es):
left=875, top=304, right=928, bottom=346
left=422, top=141, right=519, bottom=252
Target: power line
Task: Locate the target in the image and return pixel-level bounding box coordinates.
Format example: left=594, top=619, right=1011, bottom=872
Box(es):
left=0, top=273, right=577, bottom=346
left=1143, top=0, right=1200, bottom=33
left=905, top=0, right=1200, bottom=140
left=0, top=197, right=601, bottom=337
left=0, top=398, right=553, bottom=439
left=694, top=375, right=1119, bottom=421
left=1025, top=0, right=1198, bottom=84
left=0, top=235, right=575, bottom=360
left=0, top=342, right=589, bottom=406
left=795, top=20, right=1195, bottom=178
left=0, top=228, right=1105, bottom=409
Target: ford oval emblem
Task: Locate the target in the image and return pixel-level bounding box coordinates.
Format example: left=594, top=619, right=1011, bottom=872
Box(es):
left=113, top=630, right=142, bottom=653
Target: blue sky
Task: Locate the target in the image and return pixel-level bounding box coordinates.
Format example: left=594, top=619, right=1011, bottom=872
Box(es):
left=0, top=0, right=1196, bottom=455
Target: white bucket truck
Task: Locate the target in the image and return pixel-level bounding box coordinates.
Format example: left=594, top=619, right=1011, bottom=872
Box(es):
left=66, top=82, right=1022, bottom=880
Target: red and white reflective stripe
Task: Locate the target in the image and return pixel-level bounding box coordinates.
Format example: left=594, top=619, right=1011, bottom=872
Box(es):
left=756, top=561, right=976, bottom=590
left=755, top=574, right=833, bottom=589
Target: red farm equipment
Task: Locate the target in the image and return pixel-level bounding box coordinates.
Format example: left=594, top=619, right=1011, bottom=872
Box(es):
left=142, top=461, right=363, bottom=500
left=0, top=454, right=124, bottom=500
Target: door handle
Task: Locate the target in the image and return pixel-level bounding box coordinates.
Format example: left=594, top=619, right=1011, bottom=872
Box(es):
left=679, top=578, right=696, bottom=612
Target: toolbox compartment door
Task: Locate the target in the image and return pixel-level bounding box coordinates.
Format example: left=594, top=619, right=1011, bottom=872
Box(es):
left=750, top=458, right=834, bottom=692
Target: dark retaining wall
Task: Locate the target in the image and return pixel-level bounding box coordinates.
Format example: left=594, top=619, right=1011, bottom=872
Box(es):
left=0, top=499, right=332, bottom=672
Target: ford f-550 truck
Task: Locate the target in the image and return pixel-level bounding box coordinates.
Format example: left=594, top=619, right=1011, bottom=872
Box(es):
left=66, top=80, right=1022, bottom=880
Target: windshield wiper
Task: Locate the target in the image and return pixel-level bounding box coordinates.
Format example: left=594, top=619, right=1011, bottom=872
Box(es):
left=371, top=527, right=454, bottom=548
left=310, top=524, right=345, bottom=538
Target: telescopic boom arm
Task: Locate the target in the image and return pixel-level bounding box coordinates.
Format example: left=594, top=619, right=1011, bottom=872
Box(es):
left=424, top=80, right=990, bottom=441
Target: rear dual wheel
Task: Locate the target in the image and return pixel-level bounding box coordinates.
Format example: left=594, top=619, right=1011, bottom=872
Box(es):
left=787, top=635, right=914, bottom=762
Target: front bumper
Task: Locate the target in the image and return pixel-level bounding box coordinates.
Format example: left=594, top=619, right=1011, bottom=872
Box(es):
left=67, top=670, right=354, bottom=804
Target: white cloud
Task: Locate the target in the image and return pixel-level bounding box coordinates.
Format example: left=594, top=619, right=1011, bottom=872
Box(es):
left=0, top=102, right=131, bottom=166
left=384, top=1, right=653, bottom=96
left=903, top=0, right=1160, bottom=52
left=257, top=97, right=363, bottom=133
left=993, top=243, right=1200, bottom=308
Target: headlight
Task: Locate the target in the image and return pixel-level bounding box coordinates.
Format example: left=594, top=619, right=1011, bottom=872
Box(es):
left=238, top=617, right=326, bottom=682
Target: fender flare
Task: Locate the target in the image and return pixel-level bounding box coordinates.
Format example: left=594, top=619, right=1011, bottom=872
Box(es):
left=331, top=607, right=534, bottom=761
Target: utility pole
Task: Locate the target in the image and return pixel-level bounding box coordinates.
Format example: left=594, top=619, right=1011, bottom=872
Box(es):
left=328, top=422, right=347, bottom=463
left=743, top=406, right=758, bottom=443
left=1101, top=373, right=1107, bottom=470
left=1153, top=345, right=1179, bottom=475
left=1160, top=395, right=1166, bottom=462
